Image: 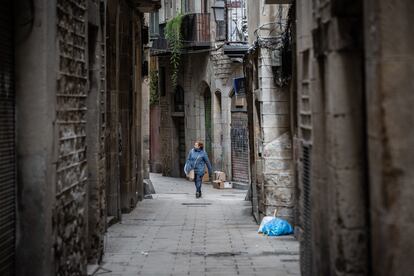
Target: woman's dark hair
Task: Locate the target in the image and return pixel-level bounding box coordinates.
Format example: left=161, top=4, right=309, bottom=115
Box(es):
left=196, top=140, right=204, bottom=150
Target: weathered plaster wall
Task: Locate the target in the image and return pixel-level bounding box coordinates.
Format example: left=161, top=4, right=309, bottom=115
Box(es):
left=15, top=1, right=56, bottom=274
left=296, top=0, right=369, bottom=275
left=105, top=0, right=122, bottom=219
left=365, top=0, right=414, bottom=275
left=86, top=0, right=106, bottom=264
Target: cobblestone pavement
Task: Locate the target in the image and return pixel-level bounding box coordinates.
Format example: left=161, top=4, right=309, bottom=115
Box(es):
left=99, top=174, right=300, bottom=276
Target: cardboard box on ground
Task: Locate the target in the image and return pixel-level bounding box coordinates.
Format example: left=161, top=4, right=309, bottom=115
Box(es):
left=212, top=171, right=232, bottom=189
left=201, top=167, right=228, bottom=183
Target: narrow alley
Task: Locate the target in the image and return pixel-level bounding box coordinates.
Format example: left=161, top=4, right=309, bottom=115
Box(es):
left=2, top=0, right=414, bottom=275
left=100, top=174, right=299, bottom=276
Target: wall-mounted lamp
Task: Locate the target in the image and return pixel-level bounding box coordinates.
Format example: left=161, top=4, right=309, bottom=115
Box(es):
left=211, top=0, right=225, bottom=22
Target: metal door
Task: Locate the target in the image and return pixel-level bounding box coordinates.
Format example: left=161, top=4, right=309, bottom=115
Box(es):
left=0, top=1, right=16, bottom=274
left=231, top=112, right=249, bottom=183
left=300, top=144, right=313, bottom=276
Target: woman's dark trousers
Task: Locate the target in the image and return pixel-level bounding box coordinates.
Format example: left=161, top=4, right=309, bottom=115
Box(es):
left=194, top=173, right=203, bottom=193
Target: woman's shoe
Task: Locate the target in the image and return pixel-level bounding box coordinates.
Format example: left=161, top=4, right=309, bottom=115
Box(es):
left=196, top=192, right=200, bottom=198
left=199, top=191, right=202, bottom=198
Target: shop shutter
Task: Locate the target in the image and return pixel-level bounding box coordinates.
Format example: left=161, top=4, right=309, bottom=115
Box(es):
left=231, top=112, right=249, bottom=183
left=300, top=144, right=312, bottom=276
left=0, top=1, right=16, bottom=275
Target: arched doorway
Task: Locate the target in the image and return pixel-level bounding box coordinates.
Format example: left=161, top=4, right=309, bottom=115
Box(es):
left=204, top=87, right=212, bottom=159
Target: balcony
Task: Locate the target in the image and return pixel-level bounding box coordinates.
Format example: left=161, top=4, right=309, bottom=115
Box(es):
left=151, top=37, right=168, bottom=55
left=151, top=13, right=211, bottom=55
left=128, top=0, right=161, bottom=12
left=181, top=13, right=211, bottom=49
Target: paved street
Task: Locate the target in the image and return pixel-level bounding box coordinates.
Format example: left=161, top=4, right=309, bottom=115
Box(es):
left=98, top=174, right=300, bottom=276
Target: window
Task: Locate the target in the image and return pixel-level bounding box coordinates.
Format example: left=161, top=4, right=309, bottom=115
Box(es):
left=150, top=12, right=160, bottom=39
left=227, top=0, right=247, bottom=42
left=174, top=86, right=185, bottom=112
left=216, top=21, right=226, bottom=41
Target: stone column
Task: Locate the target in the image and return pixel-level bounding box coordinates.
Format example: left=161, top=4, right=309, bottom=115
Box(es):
left=258, top=47, right=294, bottom=222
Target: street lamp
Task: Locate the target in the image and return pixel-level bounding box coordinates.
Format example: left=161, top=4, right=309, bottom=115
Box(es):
left=211, top=0, right=225, bottom=22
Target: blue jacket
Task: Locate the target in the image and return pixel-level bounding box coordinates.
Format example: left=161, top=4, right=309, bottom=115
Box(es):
left=184, top=148, right=212, bottom=176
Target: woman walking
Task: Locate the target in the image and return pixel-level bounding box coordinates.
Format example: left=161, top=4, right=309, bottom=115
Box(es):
left=184, top=141, right=212, bottom=198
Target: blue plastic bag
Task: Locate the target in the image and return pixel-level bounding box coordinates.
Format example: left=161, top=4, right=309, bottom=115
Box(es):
left=262, top=218, right=293, bottom=236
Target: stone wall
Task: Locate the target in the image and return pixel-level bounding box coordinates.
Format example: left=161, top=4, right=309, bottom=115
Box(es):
left=54, top=0, right=89, bottom=274
left=296, top=1, right=369, bottom=275
left=258, top=47, right=294, bottom=221
left=15, top=0, right=153, bottom=274
left=365, top=0, right=414, bottom=275
left=156, top=46, right=241, bottom=179
left=245, top=4, right=295, bottom=223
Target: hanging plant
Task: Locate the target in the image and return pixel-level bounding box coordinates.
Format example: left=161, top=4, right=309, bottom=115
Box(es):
left=149, top=70, right=159, bottom=106
left=165, top=13, right=184, bottom=88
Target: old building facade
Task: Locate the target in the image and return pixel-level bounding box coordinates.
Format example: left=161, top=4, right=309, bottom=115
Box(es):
left=294, top=0, right=414, bottom=275
left=149, top=0, right=249, bottom=183
left=245, top=1, right=414, bottom=275
left=244, top=2, right=295, bottom=223
left=0, top=0, right=159, bottom=275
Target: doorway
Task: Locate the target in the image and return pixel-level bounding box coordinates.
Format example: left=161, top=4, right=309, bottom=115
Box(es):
left=231, top=111, right=249, bottom=183
left=204, top=88, right=212, bottom=159
left=173, top=86, right=186, bottom=177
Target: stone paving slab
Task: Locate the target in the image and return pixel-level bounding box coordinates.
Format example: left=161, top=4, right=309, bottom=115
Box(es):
left=99, top=174, right=300, bottom=276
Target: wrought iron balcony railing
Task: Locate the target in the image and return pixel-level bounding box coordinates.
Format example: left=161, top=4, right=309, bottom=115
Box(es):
left=128, top=0, right=161, bottom=12
left=151, top=13, right=211, bottom=55
left=181, top=13, right=211, bottom=48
